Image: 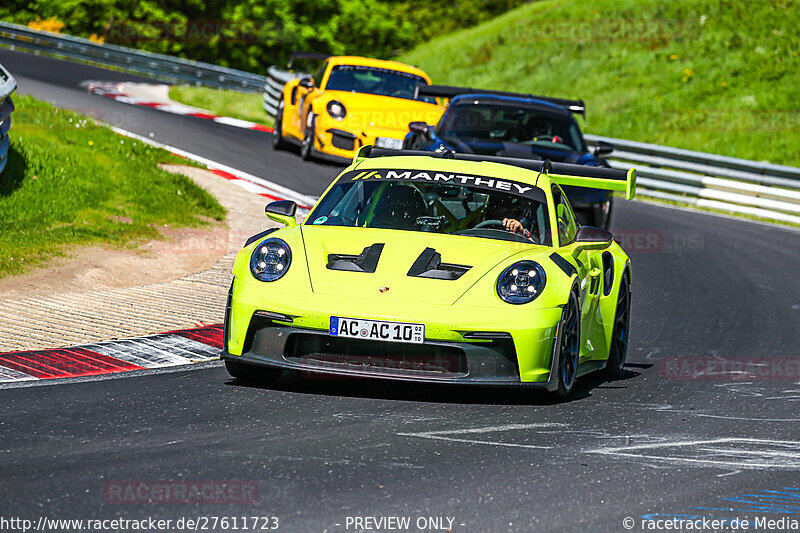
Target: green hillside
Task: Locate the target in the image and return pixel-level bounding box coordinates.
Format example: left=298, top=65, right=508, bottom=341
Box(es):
left=398, top=0, right=799, bottom=166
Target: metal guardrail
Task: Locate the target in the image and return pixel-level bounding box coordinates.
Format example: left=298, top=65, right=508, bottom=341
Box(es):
left=584, top=135, right=800, bottom=225
left=262, top=67, right=301, bottom=116
left=0, top=62, right=16, bottom=175
left=0, top=21, right=266, bottom=91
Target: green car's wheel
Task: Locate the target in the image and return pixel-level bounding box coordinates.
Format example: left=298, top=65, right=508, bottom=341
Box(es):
left=555, top=291, right=580, bottom=399
left=271, top=99, right=289, bottom=151
left=605, top=276, right=630, bottom=379
left=300, top=114, right=316, bottom=161
left=225, top=359, right=282, bottom=385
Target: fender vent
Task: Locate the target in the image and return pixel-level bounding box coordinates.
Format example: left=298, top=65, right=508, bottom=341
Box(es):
left=327, top=243, right=384, bottom=273
left=602, top=251, right=614, bottom=296
left=407, top=247, right=471, bottom=280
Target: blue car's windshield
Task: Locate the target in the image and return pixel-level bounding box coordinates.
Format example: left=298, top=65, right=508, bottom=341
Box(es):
left=307, top=170, right=551, bottom=246
left=438, top=103, right=585, bottom=152
left=325, top=65, right=435, bottom=103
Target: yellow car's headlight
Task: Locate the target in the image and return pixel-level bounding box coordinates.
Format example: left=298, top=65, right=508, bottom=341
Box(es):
left=326, top=100, right=347, bottom=120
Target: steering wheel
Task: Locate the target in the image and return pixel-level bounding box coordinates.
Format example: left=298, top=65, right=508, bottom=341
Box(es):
left=474, top=219, right=504, bottom=230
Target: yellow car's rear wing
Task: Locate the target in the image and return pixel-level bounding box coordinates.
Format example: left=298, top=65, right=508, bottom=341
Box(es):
left=356, top=147, right=637, bottom=200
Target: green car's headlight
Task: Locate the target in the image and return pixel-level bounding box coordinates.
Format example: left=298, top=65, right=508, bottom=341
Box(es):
left=250, top=238, right=291, bottom=282
left=326, top=100, right=347, bottom=120
left=496, top=261, right=546, bottom=304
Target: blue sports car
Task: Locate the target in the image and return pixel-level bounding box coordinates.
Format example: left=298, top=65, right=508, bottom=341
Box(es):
left=403, top=86, right=615, bottom=228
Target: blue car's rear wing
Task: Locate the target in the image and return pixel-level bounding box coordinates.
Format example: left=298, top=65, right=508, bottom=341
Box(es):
left=355, top=147, right=636, bottom=200
left=415, top=84, right=585, bottom=116
left=287, top=51, right=330, bottom=69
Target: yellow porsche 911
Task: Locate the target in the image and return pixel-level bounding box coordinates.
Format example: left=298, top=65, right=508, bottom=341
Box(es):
left=271, top=56, right=446, bottom=163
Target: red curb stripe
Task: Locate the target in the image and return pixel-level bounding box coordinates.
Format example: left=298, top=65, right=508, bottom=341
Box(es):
left=258, top=192, right=286, bottom=202
left=0, top=348, right=145, bottom=379
left=188, top=112, right=218, bottom=120
left=207, top=169, right=311, bottom=207
left=90, top=83, right=274, bottom=132
left=209, top=168, right=237, bottom=181
left=169, top=325, right=224, bottom=349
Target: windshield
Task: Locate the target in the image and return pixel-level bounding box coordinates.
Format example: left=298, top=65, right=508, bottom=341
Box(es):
left=325, top=65, right=435, bottom=103
left=307, top=169, right=551, bottom=245
left=438, top=103, right=585, bottom=152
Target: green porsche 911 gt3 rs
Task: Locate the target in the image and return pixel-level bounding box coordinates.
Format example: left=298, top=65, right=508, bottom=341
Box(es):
left=222, top=147, right=636, bottom=397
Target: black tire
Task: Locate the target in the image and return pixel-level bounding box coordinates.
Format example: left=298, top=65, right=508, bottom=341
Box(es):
left=225, top=359, right=282, bottom=385
left=604, top=275, right=631, bottom=379
left=271, top=100, right=289, bottom=151
left=554, top=291, right=581, bottom=399
left=300, top=114, right=315, bottom=161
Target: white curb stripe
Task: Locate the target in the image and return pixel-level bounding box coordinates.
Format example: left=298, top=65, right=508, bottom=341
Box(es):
left=87, top=81, right=273, bottom=132
left=85, top=335, right=219, bottom=368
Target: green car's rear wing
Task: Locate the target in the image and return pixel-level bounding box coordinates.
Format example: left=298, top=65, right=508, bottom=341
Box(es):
left=541, top=160, right=636, bottom=201
left=355, top=147, right=636, bottom=200
left=415, top=84, right=586, bottom=116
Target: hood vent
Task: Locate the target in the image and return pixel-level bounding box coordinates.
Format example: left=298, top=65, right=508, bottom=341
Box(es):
left=407, top=247, right=471, bottom=280
left=327, top=243, right=384, bottom=273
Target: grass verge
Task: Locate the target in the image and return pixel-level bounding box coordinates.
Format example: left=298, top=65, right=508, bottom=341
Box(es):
left=398, top=0, right=800, bottom=167
left=168, top=86, right=273, bottom=127
left=0, top=95, right=226, bottom=279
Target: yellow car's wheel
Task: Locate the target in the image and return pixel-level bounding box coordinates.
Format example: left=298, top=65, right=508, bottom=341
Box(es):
left=300, top=114, right=316, bottom=161
left=271, top=99, right=289, bottom=151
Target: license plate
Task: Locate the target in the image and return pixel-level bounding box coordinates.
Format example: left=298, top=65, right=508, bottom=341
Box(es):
left=374, top=137, right=404, bottom=150
left=330, top=316, right=425, bottom=344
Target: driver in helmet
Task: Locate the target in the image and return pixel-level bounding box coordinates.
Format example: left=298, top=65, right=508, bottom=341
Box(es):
left=484, top=194, right=537, bottom=242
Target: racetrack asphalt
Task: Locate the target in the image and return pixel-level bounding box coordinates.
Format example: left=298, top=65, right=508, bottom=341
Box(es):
left=2, top=48, right=800, bottom=532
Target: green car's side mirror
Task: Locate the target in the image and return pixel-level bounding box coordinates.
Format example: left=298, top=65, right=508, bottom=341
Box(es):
left=265, top=200, right=297, bottom=228
left=573, top=225, right=614, bottom=255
